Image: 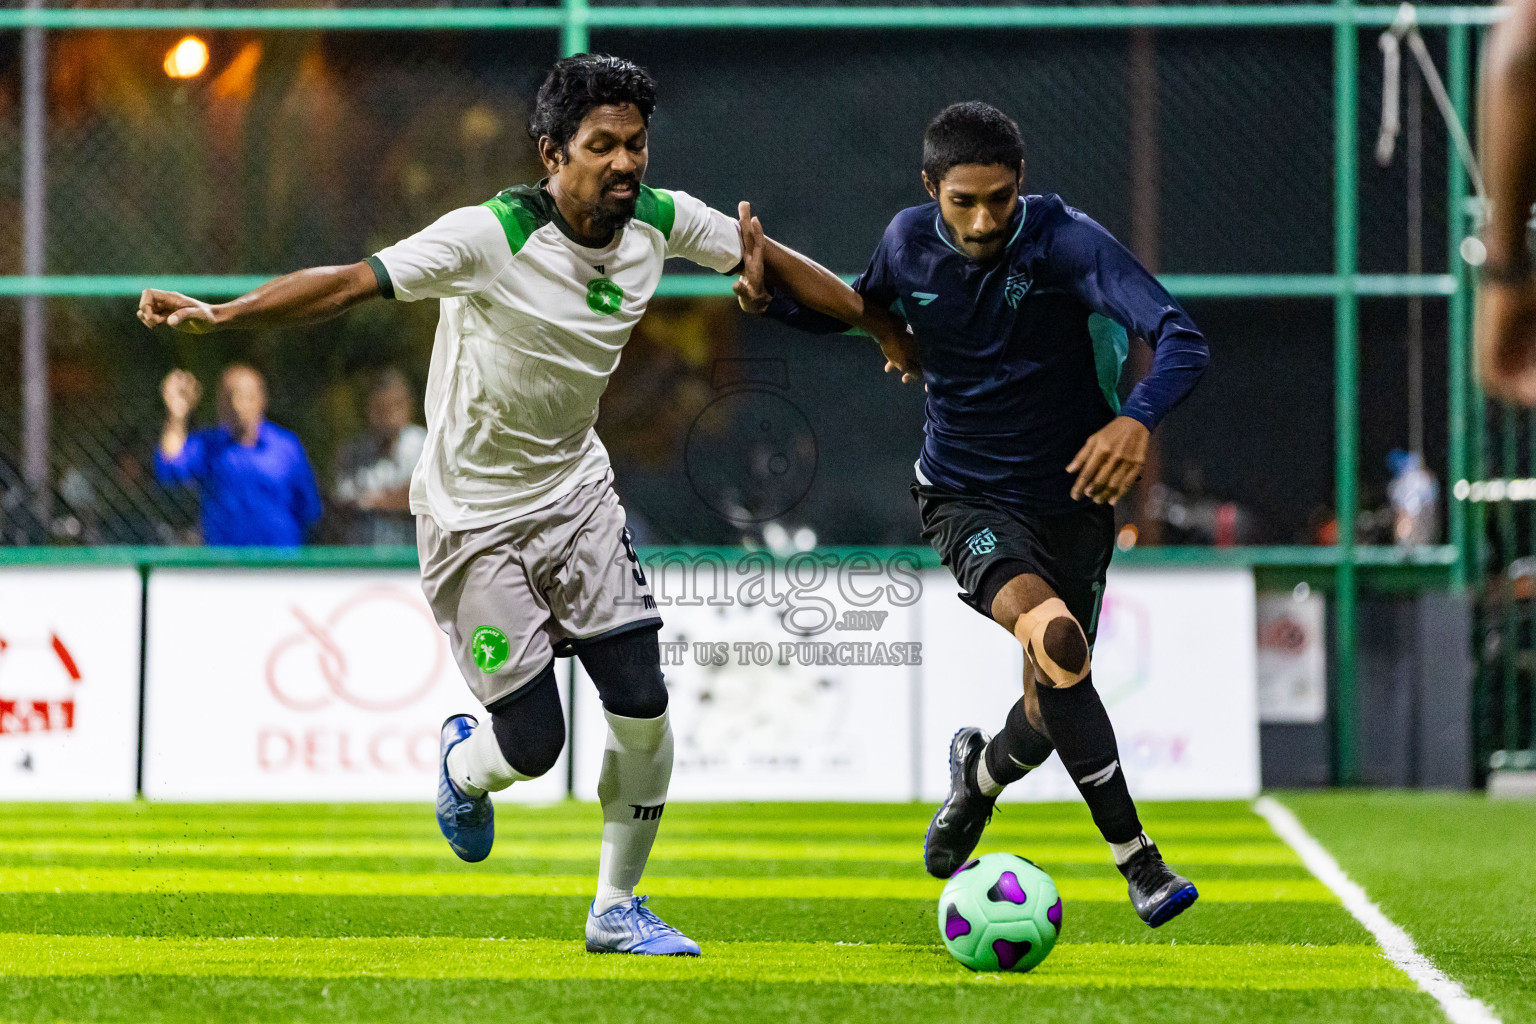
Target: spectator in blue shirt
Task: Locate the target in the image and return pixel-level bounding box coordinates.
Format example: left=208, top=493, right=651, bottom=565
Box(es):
left=155, top=365, right=322, bottom=546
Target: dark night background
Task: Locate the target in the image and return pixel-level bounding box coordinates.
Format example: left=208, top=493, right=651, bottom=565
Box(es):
left=0, top=11, right=1471, bottom=545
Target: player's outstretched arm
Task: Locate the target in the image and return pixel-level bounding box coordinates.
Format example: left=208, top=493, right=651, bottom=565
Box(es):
left=137, top=262, right=382, bottom=335
left=734, top=202, right=921, bottom=381
left=1478, top=0, right=1536, bottom=403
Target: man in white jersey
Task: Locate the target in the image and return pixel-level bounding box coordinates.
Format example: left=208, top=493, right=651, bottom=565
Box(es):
left=137, top=53, right=910, bottom=956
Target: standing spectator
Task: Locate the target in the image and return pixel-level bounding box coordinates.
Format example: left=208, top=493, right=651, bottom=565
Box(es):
left=333, top=368, right=426, bottom=545
left=156, top=365, right=322, bottom=546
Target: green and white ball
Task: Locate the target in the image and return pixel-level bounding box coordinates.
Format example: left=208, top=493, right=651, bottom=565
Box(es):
left=938, top=852, right=1063, bottom=972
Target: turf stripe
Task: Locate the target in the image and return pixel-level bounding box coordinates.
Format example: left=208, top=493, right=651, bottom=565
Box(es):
left=0, top=811, right=1278, bottom=843
left=0, top=855, right=1317, bottom=886
left=0, top=933, right=1412, bottom=990
left=0, top=838, right=1301, bottom=867
left=0, top=867, right=1333, bottom=902
left=0, top=822, right=1281, bottom=843
left=1255, top=797, right=1501, bottom=1024
left=0, top=893, right=1375, bottom=947
left=0, top=802, right=1260, bottom=819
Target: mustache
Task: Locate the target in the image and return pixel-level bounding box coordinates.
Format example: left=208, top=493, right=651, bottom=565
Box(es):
left=601, top=173, right=641, bottom=193
left=962, top=229, right=1006, bottom=245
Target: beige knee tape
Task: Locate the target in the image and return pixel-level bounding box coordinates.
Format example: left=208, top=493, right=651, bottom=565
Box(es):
left=1015, top=597, right=1090, bottom=688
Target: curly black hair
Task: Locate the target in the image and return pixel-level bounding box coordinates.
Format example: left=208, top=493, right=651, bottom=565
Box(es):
left=922, top=101, right=1024, bottom=183
left=528, top=54, right=658, bottom=155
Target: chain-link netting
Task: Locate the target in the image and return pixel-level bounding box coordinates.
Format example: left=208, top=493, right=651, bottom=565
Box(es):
left=32, top=30, right=553, bottom=273
left=0, top=15, right=1478, bottom=549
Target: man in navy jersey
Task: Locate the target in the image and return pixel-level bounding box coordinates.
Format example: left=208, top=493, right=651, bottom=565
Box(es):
left=735, top=101, right=1209, bottom=927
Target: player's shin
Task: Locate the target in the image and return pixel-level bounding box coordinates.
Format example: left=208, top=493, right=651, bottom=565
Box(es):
left=446, top=671, right=565, bottom=797
left=1032, top=677, right=1144, bottom=845
left=594, top=707, right=674, bottom=913
left=445, top=721, right=531, bottom=797
left=977, top=696, right=1055, bottom=796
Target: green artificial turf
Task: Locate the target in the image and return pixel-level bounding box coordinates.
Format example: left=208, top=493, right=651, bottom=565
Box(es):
left=0, top=798, right=1456, bottom=1024
left=1286, top=791, right=1536, bottom=1024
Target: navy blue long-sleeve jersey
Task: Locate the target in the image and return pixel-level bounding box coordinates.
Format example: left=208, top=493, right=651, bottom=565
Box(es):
left=766, top=193, right=1209, bottom=514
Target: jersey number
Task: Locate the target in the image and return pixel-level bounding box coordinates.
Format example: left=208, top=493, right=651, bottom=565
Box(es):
left=1087, top=579, right=1106, bottom=640
left=620, top=527, right=647, bottom=588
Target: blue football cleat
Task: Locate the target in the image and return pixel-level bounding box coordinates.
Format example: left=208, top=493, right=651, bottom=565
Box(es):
left=1119, top=840, right=1198, bottom=928
left=436, top=714, right=494, bottom=863
left=585, top=896, right=701, bottom=956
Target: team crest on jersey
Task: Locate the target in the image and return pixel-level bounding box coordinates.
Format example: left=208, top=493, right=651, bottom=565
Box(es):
left=965, top=528, right=997, bottom=555
left=586, top=277, right=624, bottom=316
left=1004, top=272, right=1032, bottom=309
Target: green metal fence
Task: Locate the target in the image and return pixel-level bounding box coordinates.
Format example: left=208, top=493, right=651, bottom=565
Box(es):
left=1463, top=388, right=1536, bottom=776
left=0, top=2, right=1506, bottom=783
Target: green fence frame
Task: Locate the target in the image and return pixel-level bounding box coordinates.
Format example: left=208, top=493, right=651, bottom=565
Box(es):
left=0, top=3, right=1502, bottom=783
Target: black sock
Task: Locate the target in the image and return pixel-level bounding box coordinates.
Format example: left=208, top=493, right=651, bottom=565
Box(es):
left=1033, top=675, right=1142, bottom=843
left=979, top=697, right=1055, bottom=791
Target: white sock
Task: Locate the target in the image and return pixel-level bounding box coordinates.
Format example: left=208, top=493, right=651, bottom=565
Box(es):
left=593, top=708, right=673, bottom=914
left=974, top=745, right=1005, bottom=797
left=446, top=720, right=528, bottom=797
left=1110, top=831, right=1154, bottom=866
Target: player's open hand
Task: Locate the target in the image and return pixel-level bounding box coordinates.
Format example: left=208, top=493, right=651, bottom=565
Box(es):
left=160, top=369, right=202, bottom=423
left=1477, top=280, right=1536, bottom=405
left=1067, top=415, right=1150, bottom=505
left=138, top=288, right=221, bottom=334
left=879, top=334, right=923, bottom=385
left=867, top=309, right=922, bottom=385
left=733, top=201, right=772, bottom=314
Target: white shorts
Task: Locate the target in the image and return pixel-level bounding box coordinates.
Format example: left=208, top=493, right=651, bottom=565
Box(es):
left=416, top=477, right=661, bottom=708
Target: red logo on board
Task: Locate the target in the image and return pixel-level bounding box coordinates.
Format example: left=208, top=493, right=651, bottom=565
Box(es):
left=0, top=633, right=83, bottom=735
left=264, top=588, right=445, bottom=714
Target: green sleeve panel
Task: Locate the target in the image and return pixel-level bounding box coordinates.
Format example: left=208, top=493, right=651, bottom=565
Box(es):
left=482, top=188, right=547, bottom=255
left=1088, top=312, right=1129, bottom=414
left=634, top=185, right=677, bottom=240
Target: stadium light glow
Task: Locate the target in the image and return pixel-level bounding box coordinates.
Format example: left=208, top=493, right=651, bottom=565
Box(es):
left=163, top=36, right=209, bottom=80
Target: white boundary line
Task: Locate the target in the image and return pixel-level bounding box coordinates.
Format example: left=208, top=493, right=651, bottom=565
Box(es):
left=1253, top=796, right=1500, bottom=1024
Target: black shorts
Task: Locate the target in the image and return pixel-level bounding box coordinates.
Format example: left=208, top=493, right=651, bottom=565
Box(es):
left=912, top=481, right=1115, bottom=644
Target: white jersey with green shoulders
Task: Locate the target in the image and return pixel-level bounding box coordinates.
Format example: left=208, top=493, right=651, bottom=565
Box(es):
left=368, top=184, right=741, bottom=531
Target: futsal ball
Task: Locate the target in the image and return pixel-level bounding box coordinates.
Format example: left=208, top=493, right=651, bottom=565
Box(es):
left=937, top=852, right=1062, bottom=972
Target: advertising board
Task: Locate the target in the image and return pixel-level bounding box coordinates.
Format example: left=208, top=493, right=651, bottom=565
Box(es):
left=0, top=568, right=142, bottom=800
left=143, top=570, right=567, bottom=801
left=136, top=560, right=1257, bottom=803
left=1256, top=589, right=1328, bottom=724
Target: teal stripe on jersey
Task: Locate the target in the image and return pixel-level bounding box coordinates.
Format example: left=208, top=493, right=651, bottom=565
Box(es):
left=1088, top=312, right=1129, bottom=413
left=635, top=186, right=676, bottom=240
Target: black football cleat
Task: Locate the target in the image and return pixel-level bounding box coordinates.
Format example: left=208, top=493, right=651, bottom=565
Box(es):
left=1119, top=839, right=1198, bottom=927
left=923, top=727, right=997, bottom=879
